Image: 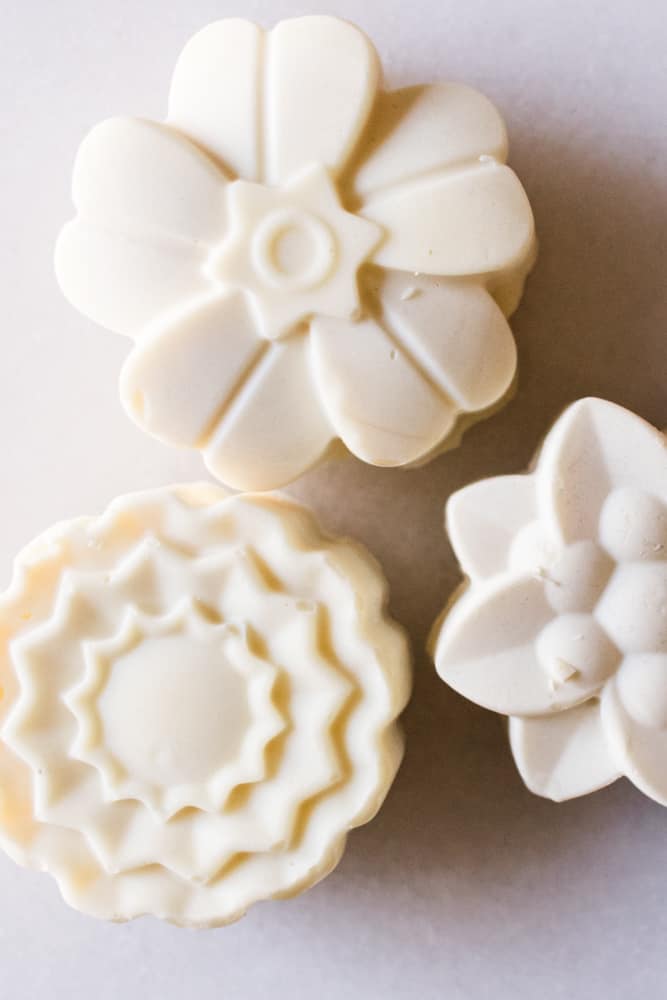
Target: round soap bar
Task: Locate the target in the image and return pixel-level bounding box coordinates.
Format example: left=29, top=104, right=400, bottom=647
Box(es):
left=55, top=15, right=536, bottom=491
left=431, top=398, right=667, bottom=805
left=0, top=484, right=410, bottom=925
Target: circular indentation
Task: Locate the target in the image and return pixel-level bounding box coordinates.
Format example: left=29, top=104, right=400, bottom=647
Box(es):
left=599, top=488, right=667, bottom=563
left=536, top=613, right=620, bottom=686
left=616, top=653, right=667, bottom=729
left=251, top=208, right=337, bottom=292
left=595, top=562, right=667, bottom=654
left=99, top=635, right=250, bottom=787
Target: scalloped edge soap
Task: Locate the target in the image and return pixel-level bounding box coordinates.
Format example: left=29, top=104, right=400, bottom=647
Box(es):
left=0, top=483, right=411, bottom=926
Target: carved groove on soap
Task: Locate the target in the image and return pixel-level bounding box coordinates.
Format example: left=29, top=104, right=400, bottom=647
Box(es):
left=55, top=15, right=536, bottom=489
left=0, top=485, right=410, bottom=925
left=433, top=398, right=667, bottom=805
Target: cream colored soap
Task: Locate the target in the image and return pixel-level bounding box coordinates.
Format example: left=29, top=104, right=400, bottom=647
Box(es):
left=432, top=398, right=667, bottom=805
left=0, top=485, right=410, bottom=925
left=55, top=15, right=536, bottom=490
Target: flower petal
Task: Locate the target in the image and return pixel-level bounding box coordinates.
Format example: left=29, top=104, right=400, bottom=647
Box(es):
left=167, top=19, right=263, bottom=180
left=264, top=16, right=379, bottom=184
left=119, top=293, right=263, bottom=447
left=203, top=333, right=334, bottom=490
left=536, top=613, right=620, bottom=687
left=598, top=488, right=667, bottom=563
left=351, top=83, right=508, bottom=199
left=509, top=702, right=621, bottom=802
left=70, top=117, right=228, bottom=243
left=601, top=664, right=667, bottom=806
left=363, top=160, right=535, bottom=277
left=377, top=271, right=517, bottom=411
left=434, top=576, right=596, bottom=715
left=537, top=398, right=667, bottom=544
left=54, top=220, right=211, bottom=338
left=595, top=563, right=667, bottom=655
left=310, top=315, right=456, bottom=467
left=446, top=475, right=537, bottom=580
left=614, top=653, right=667, bottom=729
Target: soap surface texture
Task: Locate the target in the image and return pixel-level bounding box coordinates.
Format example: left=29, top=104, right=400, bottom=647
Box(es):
left=55, top=15, right=536, bottom=489
left=0, top=484, right=410, bottom=925
left=433, top=398, right=667, bottom=804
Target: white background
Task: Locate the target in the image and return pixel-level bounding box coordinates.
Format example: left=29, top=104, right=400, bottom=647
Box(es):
left=1, top=1, right=666, bottom=997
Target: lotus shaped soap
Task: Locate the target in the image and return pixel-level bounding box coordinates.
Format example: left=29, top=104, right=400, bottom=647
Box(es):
left=432, top=398, right=667, bottom=805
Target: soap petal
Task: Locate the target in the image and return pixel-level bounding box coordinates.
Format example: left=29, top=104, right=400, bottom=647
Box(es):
left=537, top=398, right=667, bottom=544
left=55, top=220, right=211, bottom=339
left=363, top=161, right=535, bottom=277
left=434, top=577, right=597, bottom=715
left=119, top=292, right=263, bottom=447
left=446, top=475, right=537, bottom=581
left=509, top=703, right=621, bottom=802
left=70, top=116, right=228, bottom=243
left=204, top=333, right=334, bottom=490
left=167, top=19, right=263, bottom=180
left=264, top=16, right=380, bottom=184
left=310, top=315, right=456, bottom=467
left=377, top=271, right=517, bottom=411
left=351, top=83, right=508, bottom=199
left=601, top=671, right=667, bottom=806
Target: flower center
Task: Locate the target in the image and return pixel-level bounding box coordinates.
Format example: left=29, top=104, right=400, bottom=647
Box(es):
left=536, top=612, right=620, bottom=688
left=596, top=561, right=667, bottom=655
left=251, top=208, right=337, bottom=292
left=98, top=635, right=249, bottom=787
left=211, top=163, right=382, bottom=339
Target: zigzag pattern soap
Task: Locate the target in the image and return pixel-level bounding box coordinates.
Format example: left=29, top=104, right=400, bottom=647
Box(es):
left=0, top=484, right=410, bottom=925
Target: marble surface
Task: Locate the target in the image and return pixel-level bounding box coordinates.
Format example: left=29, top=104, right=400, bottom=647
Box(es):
left=0, top=1, right=665, bottom=997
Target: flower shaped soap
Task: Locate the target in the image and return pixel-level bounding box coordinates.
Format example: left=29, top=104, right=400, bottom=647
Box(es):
left=432, top=399, right=667, bottom=805
left=55, top=16, right=536, bottom=490
left=0, top=484, right=410, bottom=925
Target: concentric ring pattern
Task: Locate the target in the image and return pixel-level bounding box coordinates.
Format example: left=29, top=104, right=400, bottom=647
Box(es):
left=0, top=484, right=410, bottom=925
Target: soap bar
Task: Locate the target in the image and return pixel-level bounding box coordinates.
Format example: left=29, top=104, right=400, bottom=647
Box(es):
left=55, top=15, right=536, bottom=491
left=0, top=484, right=410, bottom=925
left=432, top=398, right=667, bottom=804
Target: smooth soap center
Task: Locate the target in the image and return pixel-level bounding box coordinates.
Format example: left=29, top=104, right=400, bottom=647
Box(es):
left=99, top=635, right=249, bottom=787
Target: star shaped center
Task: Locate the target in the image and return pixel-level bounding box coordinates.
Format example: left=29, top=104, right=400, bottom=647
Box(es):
left=207, top=164, right=383, bottom=340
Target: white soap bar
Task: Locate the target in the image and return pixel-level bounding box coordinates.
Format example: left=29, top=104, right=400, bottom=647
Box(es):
left=55, top=15, right=536, bottom=490
left=432, top=398, right=667, bottom=805
left=0, top=484, right=410, bottom=926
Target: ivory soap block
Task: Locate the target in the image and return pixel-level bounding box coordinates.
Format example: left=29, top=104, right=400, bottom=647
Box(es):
left=0, top=484, right=410, bottom=926
left=432, top=398, right=667, bottom=805
left=55, top=15, right=536, bottom=490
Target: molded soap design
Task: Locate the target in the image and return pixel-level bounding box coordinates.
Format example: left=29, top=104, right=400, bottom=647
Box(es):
left=0, top=485, right=410, bottom=925
left=55, top=16, right=536, bottom=490
left=432, top=398, right=667, bottom=805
